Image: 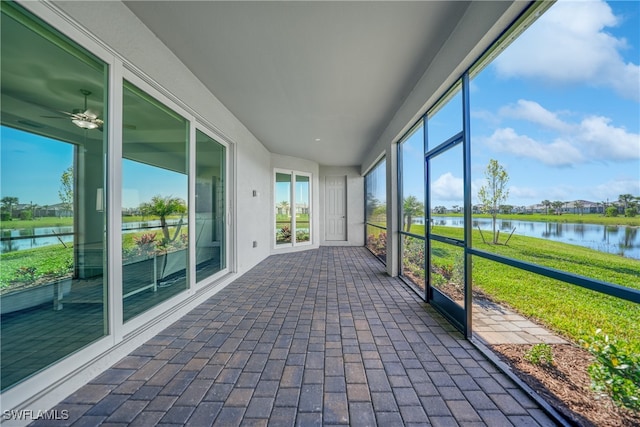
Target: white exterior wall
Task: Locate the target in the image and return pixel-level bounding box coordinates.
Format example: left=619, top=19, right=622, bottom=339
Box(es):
left=319, top=166, right=364, bottom=246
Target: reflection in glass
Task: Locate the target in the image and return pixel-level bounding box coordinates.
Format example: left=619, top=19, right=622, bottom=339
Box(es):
left=122, top=81, right=188, bottom=322
left=196, top=130, right=225, bottom=283
left=0, top=2, right=107, bottom=391
left=275, top=173, right=292, bottom=245
left=295, top=175, right=310, bottom=243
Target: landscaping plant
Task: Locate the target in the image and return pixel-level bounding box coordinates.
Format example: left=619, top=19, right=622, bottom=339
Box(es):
left=582, top=329, right=640, bottom=411
left=524, top=343, right=554, bottom=366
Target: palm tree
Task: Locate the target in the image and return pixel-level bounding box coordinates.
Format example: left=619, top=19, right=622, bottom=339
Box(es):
left=139, top=195, right=187, bottom=244
left=278, top=200, right=291, bottom=216
left=551, top=200, right=564, bottom=215
left=619, top=194, right=634, bottom=211
left=574, top=200, right=584, bottom=215
left=402, top=196, right=424, bottom=232
left=1, top=196, right=18, bottom=219
left=541, top=200, right=551, bottom=215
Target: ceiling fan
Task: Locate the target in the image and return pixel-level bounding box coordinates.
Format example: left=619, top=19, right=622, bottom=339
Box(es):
left=43, top=89, right=104, bottom=130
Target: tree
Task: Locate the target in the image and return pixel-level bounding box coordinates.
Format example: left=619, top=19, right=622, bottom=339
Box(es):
left=551, top=201, right=564, bottom=215
left=402, top=196, right=424, bottom=232
left=1, top=196, right=18, bottom=220
left=619, top=194, right=634, bottom=213
left=277, top=200, right=290, bottom=216
left=574, top=200, right=584, bottom=215
left=139, top=195, right=187, bottom=244
left=478, top=159, right=509, bottom=244
left=59, top=166, right=74, bottom=212
left=541, top=200, right=551, bottom=215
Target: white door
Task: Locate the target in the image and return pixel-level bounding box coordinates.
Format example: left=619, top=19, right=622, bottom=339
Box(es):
left=325, top=176, right=347, bottom=241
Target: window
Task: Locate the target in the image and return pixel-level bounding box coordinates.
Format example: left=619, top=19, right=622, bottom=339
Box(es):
left=195, top=129, right=226, bottom=282
left=0, top=2, right=108, bottom=390
left=398, top=122, right=426, bottom=291
left=275, top=170, right=312, bottom=247
left=121, top=80, right=188, bottom=322
left=365, top=158, right=387, bottom=263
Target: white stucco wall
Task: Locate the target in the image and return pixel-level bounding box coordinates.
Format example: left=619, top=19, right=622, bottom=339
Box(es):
left=319, top=166, right=364, bottom=246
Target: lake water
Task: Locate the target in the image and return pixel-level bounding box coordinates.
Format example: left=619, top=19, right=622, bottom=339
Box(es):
left=3, top=218, right=639, bottom=260
left=432, top=217, right=640, bottom=260
left=1, top=220, right=181, bottom=253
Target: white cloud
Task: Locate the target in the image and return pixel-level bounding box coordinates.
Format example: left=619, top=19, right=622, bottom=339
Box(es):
left=493, top=0, right=640, bottom=101
left=509, top=185, right=541, bottom=200
left=499, top=100, right=572, bottom=133
left=577, top=115, right=640, bottom=160
left=487, top=100, right=640, bottom=166
left=590, top=178, right=640, bottom=201
left=483, top=127, right=584, bottom=166
left=432, top=172, right=463, bottom=202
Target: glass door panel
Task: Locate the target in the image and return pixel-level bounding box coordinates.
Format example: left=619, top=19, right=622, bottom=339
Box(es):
left=122, top=80, right=188, bottom=322
left=195, top=130, right=225, bottom=282
left=295, top=174, right=310, bottom=243
left=427, top=141, right=466, bottom=331
left=275, top=172, right=292, bottom=245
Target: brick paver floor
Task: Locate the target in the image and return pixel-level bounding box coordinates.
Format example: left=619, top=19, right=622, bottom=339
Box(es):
left=33, top=247, right=559, bottom=426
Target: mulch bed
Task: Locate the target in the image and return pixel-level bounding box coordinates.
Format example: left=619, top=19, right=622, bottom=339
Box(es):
left=492, top=343, right=640, bottom=426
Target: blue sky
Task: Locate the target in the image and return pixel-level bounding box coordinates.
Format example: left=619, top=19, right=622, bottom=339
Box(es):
left=421, top=0, right=640, bottom=208
left=2, top=0, right=638, bottom=211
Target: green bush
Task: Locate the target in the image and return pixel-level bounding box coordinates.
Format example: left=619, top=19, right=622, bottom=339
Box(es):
left=605, top=206, right=619, bottom=217
left=0, top=212, right=11, bottom=221
left=625, top=207, right=638, bottom=218
left=19, top=210, right=32, bottom=220
left=524, top=343, right=554, bottom=366
left=582, top=330, right=640, bottom=411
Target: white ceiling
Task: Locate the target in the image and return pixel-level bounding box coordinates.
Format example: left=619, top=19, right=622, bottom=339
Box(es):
left=123, top=1, right=477, bottom=167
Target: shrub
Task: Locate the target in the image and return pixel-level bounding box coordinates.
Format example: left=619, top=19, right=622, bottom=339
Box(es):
left=19, top=210, right=32, bottom=220
left=625, top=207, right=638, bottom=218
left=524, top=343, right=554, bottom=366
left=605, top=206, right=619, bottom=217
left=582, top=330, right=640, bottom=411
left=0, top=212, right=11, bottom=221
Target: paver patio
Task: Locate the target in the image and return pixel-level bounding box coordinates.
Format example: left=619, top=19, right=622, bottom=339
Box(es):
left=32, top=247, right=559, bottom=426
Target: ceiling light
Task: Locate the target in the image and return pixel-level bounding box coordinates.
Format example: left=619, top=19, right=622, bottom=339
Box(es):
left=314, top=138, right=321, bottom=142
left=72, top=119, right=99, bottom=129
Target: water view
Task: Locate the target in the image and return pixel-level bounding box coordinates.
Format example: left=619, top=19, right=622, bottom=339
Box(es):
left=1, top=219, right=182, bottom=252
left=433, top=217, right=640, bottom=260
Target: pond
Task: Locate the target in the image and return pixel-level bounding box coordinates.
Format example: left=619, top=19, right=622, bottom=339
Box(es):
left=1, top=220, right=181, bottom=253
left=432, top=217, right=640, bottom=260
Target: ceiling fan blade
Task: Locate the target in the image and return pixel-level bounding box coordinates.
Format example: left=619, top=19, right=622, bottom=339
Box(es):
left=83, top=109, right=100, bottom=120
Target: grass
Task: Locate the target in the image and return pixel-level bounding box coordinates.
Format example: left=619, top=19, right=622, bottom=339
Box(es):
left=435, top=212, right=640, bottom=227
left=411, top=224, right=640, bottom=349
left=0, top=244, right=72, bottom=289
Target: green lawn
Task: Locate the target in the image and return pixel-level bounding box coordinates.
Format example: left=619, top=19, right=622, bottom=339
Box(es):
left=407, top=224, right=640, bottom=349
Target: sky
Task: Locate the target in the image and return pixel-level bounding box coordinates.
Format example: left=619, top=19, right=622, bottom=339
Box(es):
left=2, top=0, right=639, bottom=211
left=420, top=0, right=640, bottom=209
